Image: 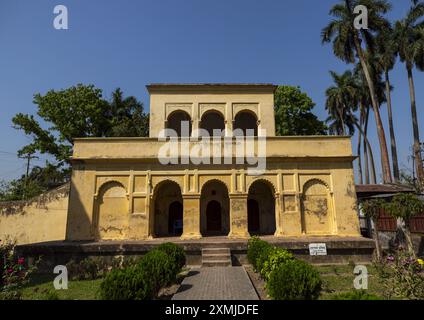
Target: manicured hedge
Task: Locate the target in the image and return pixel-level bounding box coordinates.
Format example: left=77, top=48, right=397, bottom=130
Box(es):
left=247, top=236, right=273, bottom=272
left=267, top=259, right=322, bottom=300
left=99, top=244, right=186, bottom=300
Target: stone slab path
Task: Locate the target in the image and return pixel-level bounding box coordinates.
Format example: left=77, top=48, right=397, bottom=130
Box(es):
left=172, top=267, right=259, bottom=300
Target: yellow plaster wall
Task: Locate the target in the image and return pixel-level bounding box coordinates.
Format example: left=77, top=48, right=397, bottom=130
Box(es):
left=0, top=184, right=69, bottom=245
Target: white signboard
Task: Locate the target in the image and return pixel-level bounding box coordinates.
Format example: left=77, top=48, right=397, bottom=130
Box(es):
left=308, top=243, right=327, bottom=256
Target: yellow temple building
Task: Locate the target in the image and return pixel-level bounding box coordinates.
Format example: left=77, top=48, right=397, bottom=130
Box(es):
left=65, top=83, right=361, bottom=242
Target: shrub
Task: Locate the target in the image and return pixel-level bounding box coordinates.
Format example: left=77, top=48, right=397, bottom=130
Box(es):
left=157, top=242, right=186, bottom=273
left=247, top=237, right=273, bottom=272
left=138, top=250, right=175, bottom=290
left=267, top=259, right=322, bottom=300
left=260, top=247, right=294, bottom=281
left=330, top=290, right=382, bottom=300
left=99, top=265, right=153, bottom=300
left=66, top=257, right=109, bottom=280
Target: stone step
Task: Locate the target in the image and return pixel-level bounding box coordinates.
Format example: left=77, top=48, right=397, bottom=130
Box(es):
left=202, top=248, right=230, bottom=255
left=202, top=253, right=231, bottom=262
left=202, top=259, right=232, bottom=267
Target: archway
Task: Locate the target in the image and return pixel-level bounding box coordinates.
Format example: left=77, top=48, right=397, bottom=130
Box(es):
left=166, top=111, right=192, bottom=137
left=200, top=180, right=230, bottom=236
left=200, top=111, right=225, bottom=136
left=153, top=181, right=183, bottom=237
left=234, top=111, right=258, bottom=136
left=248, top=180, right=276, bottom=235
left=301, top=179, right=331, bottom=235
left=96, top=181, right=129, bottom=240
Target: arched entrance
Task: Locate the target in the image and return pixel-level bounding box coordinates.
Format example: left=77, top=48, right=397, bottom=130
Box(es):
left=234, top=111, right=258, bottom=136
left=248, top=180, right=276, bottom=235
left=166, top=111, right=192, bottom=137
left=153, top=181, right=183, bottom=237
left=200, top=111, right=225, bottom=136
left=201, top=180, right=230, bottom=236
left=95, top=181, right=129, bottom=240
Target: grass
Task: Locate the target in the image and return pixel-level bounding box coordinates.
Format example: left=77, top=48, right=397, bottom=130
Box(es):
left=21, top=274, right=101, bottom=300
left=316, top=265, right=386, bottom=299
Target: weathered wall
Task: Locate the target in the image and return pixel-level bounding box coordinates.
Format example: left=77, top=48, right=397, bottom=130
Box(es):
left=0, top=184, right=69, bottom=245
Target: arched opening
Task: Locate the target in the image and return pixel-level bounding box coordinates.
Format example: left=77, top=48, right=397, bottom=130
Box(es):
left=248, top=180, right=276, bottom=235
left=301, top=180, right=331, bottom=235
left=96, top=181, right=129, bottom=240
left=234, top=111, right=258, bottom=136
left=153, top=181, right=183, bottom=237
left=166, top=111, right=192, bottom=137
left=200, top=180, right=230, bottom=236
left=200, top=111, right=225, bottom=136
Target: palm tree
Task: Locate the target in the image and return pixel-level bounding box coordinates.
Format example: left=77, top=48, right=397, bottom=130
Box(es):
left=325, top=70, right=378, bottom=185
left=394, top=2, right=424, bottom=189
left=325, top=71, right=358, bottom=136
left=322, top=0, right=393, bottom=183
left=375, top=29, right=401, bottom=181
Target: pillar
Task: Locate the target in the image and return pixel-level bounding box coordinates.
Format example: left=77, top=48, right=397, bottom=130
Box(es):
left=180, top=195, right=202, bottom=240
left=228, top=194, right=250, bottom=239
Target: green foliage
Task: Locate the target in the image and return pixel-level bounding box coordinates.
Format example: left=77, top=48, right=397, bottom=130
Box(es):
left=360, top=198, right=386, bottom=220
left=0, top=240, right=37, bottom=300
left=247, top=237, right=273, bottom=272
left=260, top=248, right=294, bottom=281
left=267, top=259, right=322, bottom=300
left=274, top=86, right=327, bottom=136
left=12, top=85, right=149, bottom=166
left=385, top=193, right=424, bottom=221
left=0, top=163, right=68, bottom=201
left=99, top=265, right=153, bottom=300
left=66, top=257, right=110, bottom=281
left=329, top=290, right=382, bottom=300
left=138, top=250, right=175, bottom=291
left=157, top=242, right=186, bottom=273
left=375, top=250, right=424, bottom=300
left=44, top=289, right=60, bottom=300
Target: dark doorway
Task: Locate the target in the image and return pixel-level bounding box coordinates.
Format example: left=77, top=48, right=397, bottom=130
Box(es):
left=200, top=111, right=225, bottom=136
left=167, top=111, right=192, bottom=137
left=234, top=111, right=258, bottom=136
left=206, top=200, right=222, bottom=232
left=248, top=199, right=260, bottom=233
left=168, top=201, right=183, bottom=236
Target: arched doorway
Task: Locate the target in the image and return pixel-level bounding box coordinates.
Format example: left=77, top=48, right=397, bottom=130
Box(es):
left=166, top=111, right=192, bottom=137
left=200, top=111, right=225, bottom=136
left=201, top=180, right=230, bottom=236
left=301, top=180, right=331, bottom=235
left=96, top=181, right=129, bottom=240
left=234, top=111, right=258, bottom=136
left=248, top=180, right=276, bottom=235
left=153, top=181, right=183, bottom=237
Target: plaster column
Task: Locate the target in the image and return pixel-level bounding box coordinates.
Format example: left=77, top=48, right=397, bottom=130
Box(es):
left=228, top=194, right=250, bottom=239
left=274, top=193, right=284, bottom=237
left=279, top=193, right=303, bottom=236
left=180, top=195, right=202, bottom=240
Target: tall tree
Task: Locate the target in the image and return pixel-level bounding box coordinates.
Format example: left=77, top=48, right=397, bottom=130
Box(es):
left=394, top=2, right=424, bottom=189
left=375, top=29, right=401, bottom=181
left=12, top=84, right=149, bottom=166
left=274, top=86, right=327, bottom=136
left=322, top=0, right=393, bottom=183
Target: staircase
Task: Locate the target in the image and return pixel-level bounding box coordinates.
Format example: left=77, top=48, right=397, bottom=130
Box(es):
left=201, top=246, right=232, bottom=267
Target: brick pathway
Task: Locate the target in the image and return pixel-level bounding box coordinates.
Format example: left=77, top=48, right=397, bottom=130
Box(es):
left=172, top=267, right=259, bottom=300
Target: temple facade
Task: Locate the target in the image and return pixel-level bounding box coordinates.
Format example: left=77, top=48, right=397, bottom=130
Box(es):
left=66, top=84, right=361, bottom=241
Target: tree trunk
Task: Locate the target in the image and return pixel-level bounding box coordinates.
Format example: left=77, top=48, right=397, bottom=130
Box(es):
left=357, top=121, right=363, bottom=185
left=363, top=107, right=377, bottom=184
left=372, top=218, right=382, bottom=261
left=353, top=32, right=393, bottom=184
left=385, top=70, right=400, bottom=182
left=407, top=66, right=424, bottom=190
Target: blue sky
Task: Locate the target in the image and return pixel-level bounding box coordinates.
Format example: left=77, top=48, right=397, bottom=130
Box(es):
left=0, top=0, right=423, bottom=183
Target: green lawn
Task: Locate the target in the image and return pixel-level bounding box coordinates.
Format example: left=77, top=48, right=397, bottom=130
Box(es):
left=316, top=265, right=386, bottom=299
left=22, top=274, right=101, bottom=300
left=21, top=264, right=386, bottom=300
